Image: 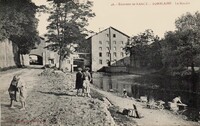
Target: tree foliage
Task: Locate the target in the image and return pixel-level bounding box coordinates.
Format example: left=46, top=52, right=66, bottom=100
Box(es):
left=125, top=11, right=200, bottom=76
left=125, top=29, right=162, bottom=69
left=163, top=12, right=200, bottom=75
left=45, top=0, right=95, bottom=69
left=0, top=0, right=40, bottom=55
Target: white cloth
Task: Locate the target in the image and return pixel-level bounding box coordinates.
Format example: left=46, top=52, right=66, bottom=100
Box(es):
left=17, top=78, right=27, bottom=102
left=83, top=77, right=90, bottom=94
left=172, top=97, right=182, bottom=103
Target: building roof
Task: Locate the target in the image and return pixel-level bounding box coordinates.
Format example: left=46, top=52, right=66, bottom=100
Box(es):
left=87, top=26, right=130, bottom=39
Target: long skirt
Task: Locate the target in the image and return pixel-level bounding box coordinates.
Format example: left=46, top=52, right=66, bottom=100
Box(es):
left=83, top=80, right=90, bottom=94
left=9, top=91, right=17, bottom=101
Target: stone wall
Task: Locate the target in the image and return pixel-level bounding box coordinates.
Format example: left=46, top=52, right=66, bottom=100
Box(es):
left=104, top=66, right=128, bottom=73
left=0, top=39, right=19, bottom=69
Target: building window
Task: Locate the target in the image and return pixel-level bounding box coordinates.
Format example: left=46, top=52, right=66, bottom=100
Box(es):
left=99, top=47, right=102, bottom=51
left=106, top=47, right=109, bottom=51
left=121, top=41, right=124, bottom=44
left=106, top=59, right=110, bottom=65
left=113, top=41, right=116, bottom=44
left=99, top=59, right=102, bottom=64
left=113, top=52, right=117, bottom=57
left=121, top=52, right=124, bottom=57
left=49, top=59, right=54, bottom=64
left=114, top=47, right=116, bottom=51
left=106, top=52, right=110, bottom=57
left=99, top=52, right=102, bottom=57
left=113, top=34, right=116, bottom=38
left=99, top=41, right=102, bottom=44
left=121, top=47, right=124, bottom=51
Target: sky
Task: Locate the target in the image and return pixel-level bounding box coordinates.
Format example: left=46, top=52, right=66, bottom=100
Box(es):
left=33, top=0, right=200, bottom=38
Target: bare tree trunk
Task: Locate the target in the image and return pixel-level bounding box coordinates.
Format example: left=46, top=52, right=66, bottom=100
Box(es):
left=133, top=54, right=136, bottom=68
left=17, top=49, right=22, bottom=68
left=191, top=62, right=195, bottom=76
left=21, top=54, right=25, bottom=66
left=59, top=54, right=63, bottom=70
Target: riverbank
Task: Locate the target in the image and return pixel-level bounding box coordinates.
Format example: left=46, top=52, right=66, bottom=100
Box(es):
left=91, top=85, right=200, bottom=126
left=90, top=89, right=137, bottom=125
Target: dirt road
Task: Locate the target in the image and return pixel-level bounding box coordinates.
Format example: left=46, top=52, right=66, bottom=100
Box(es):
left=0, top=68, right=115, bottom=126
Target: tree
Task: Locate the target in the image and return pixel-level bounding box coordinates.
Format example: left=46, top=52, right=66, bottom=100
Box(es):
left=174, top=12, right=200, bottom=106
left=175, top=12, right=200, bottom=75
left=45, top=0, right=95, bottom=69
left=125, top=29, right=161, bottom=68
left=162, top=31, right=180, bottom=69
left=0, top=0, right=40, bottom=66
left=148, top=39, right=163, bottom=69
left=163, top=12, right=200, bottom=76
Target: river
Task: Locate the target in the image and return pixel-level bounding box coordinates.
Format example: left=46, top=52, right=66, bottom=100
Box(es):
left=92, top=72, right=200, bottom=121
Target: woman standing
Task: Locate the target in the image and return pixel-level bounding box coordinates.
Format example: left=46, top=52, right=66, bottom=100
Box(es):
left=75, top=68, right=83, bottom=96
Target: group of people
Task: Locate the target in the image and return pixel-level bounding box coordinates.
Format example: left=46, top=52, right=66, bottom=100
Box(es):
left=75, top=67, right=92, bottom=97
left=8, top=74, right=26, bottom=110
left=7, top=67, right=92, bottom=110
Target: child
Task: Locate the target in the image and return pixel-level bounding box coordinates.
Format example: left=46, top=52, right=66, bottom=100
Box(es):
left=8, top=75, right=19, bottom=108
left=83, top=67, right=92, bottom=98
left=123, top=88, right=128, bottom=98
left=17, top=75, right=27, bottom=110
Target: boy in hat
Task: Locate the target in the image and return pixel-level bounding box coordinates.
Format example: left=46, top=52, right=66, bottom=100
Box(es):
left=8, top=75, right=19, bottom=108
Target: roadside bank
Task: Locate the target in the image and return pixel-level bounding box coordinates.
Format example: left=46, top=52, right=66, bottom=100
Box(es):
left=1, top=68, right=115, bottom=126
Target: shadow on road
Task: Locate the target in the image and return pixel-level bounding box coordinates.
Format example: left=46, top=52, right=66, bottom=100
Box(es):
left=37, top=91, right=75, bottom=97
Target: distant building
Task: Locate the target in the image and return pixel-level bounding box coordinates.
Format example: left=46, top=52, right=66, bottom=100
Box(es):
left=27, top=37, right=76, bottom=71
left=27, top=37, right=60, bottom=67
left=87, top=27, right=130, bottom=71
left=73, top=52, right=90, bottom=71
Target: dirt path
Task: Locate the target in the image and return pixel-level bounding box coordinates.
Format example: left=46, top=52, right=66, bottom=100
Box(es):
left=1, top=69, right=115, bottom=126
left=91, top=85, right=200, bottom=126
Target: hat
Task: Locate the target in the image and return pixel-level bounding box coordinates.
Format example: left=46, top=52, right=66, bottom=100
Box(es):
left=13, top=74, right=20, bottom=80
left=85, top=67, right=90, bottom=71
left=78, top=68, right=82, bottom=71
